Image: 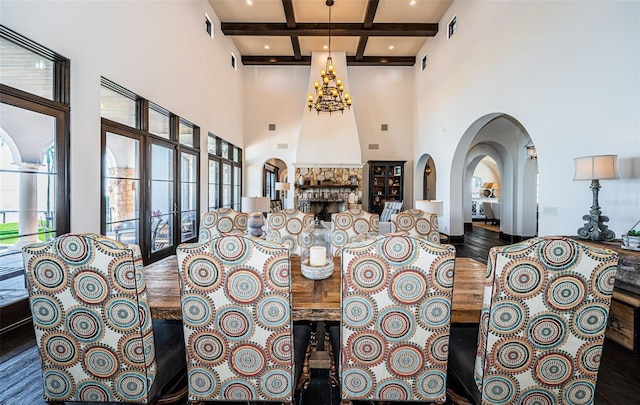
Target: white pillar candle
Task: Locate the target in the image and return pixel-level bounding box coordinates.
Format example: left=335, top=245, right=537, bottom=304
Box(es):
left=310, top=246, right=326, bottom=266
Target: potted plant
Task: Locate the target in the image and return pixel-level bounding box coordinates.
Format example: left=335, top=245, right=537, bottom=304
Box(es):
left=623, top=221, right=640, bottom=249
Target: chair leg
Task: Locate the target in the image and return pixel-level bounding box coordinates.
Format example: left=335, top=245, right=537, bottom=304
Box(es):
left=297, top=337, right=313, bottom=390
left=446, top=387, right=475, bottom=405
left=326, top=331, right=339, bottom=387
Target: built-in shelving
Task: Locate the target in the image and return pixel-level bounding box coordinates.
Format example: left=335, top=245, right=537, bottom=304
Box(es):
left=368, top=160, right=406, bottom=214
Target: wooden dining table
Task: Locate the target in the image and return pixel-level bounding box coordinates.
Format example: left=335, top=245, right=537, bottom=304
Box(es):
left=144, top=255, right=487, bottom=324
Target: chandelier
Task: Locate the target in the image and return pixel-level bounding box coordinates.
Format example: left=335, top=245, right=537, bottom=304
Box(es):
left=307, top=0, right=352, bottom=115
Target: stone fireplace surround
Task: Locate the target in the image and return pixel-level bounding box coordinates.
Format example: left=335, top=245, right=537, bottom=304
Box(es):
left=294, top=166, right=363, bottom=220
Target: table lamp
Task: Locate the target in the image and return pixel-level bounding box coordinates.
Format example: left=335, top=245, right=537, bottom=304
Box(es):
left=490, top=182, right=499, bottom=198
left=242, top=196, right=271, bottom=237
left=481, top=182, right=493, bottom=197
left=275, top=181, right=290, bottom=209
left=573, top=154, right=618, bottom=241
left=415, top=200, right=444, bottom=217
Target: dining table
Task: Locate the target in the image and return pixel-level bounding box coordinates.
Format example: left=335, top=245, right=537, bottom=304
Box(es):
left=143, top=254, right=487, bottom=324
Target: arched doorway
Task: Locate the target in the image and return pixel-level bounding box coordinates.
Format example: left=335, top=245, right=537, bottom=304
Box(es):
left=416, top=154, right=438, bottom=201
left=450, top=113, right=538, bottom=242
left=263, top=158, right=287, bottom=206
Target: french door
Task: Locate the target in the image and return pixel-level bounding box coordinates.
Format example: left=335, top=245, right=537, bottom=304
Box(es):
left=101, top=120, right=198, bottom=263
left=0, top=88, right=69, bottom=280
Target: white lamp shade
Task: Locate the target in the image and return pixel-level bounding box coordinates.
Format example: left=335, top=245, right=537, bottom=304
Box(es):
left=415, top=200, right=443, bottom=217
left=573, top=155, right=619, bottom=181
left=275, top=182, right=290, bottom=191
left=242, top=196, right=272, bottom=213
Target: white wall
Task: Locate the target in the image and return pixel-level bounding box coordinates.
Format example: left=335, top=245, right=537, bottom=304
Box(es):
left=243, top=62, right=415, bottom=209
left=414, top=0, right=640, bottom=238
left=1, top=0, right=245, bottom=233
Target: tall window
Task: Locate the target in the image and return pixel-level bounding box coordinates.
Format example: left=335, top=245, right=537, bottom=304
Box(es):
left=0, top=27, right=70, bottom=285
left=207, top=133, right=242, bottom=211
left=104, top=130, right=140, bottom=245
left=264, top=163, right=278, bottom=200
left=181, top=151, right=198, bottom=241
left=100, top=78, right=199, bottom=263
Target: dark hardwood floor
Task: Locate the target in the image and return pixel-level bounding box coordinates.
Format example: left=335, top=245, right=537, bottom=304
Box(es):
left=1, top=227, right=638, bottom=405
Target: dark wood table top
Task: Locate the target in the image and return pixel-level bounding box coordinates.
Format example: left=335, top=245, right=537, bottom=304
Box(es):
left=144, top=255, right=486, bottom=323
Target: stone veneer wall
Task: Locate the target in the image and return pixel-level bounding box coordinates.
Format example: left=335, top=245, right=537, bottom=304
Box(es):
left=294, top=167, right=363, bottom=189
left=294, top=167, right=364, bottom=212
left=107, top=167, right=136, bottom=228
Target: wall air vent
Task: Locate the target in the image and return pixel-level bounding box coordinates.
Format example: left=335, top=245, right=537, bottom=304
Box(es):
left=381, top=124, right=388, bottom=131
left=277, top=143, right=288, bottom=149
left=368, top=144, right=380, bottom=150
left=269, top=124, right=276, bottom=131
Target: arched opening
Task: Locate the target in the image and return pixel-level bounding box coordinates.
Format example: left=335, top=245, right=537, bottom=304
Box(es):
left=263, top=157, right=288, bottom=207
left=450, top=113, right=538, bottom=242
left=416, top=154, right=439, bottom=202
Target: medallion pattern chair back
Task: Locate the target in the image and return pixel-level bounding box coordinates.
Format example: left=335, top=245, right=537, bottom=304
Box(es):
left=177, top=235, right=299, bottom=404
left=335, top=235, right=456, bottom=403
left=198, top=207, right=248, bottom=242
left=266, top=208, right=315, bottom=256
left=330, top=208, right=380, bottom=256
left=474, top=237, right=618, bottom=404
left=391, top=208, right=440, bottom=244
left=22, top=234, right=158, bottom=403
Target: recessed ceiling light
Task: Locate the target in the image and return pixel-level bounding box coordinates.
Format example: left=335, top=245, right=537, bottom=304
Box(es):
left=246, top=0, right=253, bottom=5
left=388, top=45, right=394, bottom=50
left=409, top=0, right=416, bottom=5
left=323, top=45, right=328, bottom=50
left=264, top=45, right=270, bottom=50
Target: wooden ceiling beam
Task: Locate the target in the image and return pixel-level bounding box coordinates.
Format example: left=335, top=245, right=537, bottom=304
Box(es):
left=242, top=56, right=312, bottom=65
left=291, top=36, right=302, bottom=59
left=355, top=36, right=369, bottom=61
left=282, top=0, right=296, bottom=29
left=221, top=22, right=438, bottom=37
left=240, top=55, right=415, bottom=66
left=363, top=0, right=379, bottom=29
left=347, top=56, right=415, bottom=66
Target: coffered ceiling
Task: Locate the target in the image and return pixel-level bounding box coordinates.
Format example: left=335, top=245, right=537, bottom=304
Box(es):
left=207, top=0, right=452, bottom=66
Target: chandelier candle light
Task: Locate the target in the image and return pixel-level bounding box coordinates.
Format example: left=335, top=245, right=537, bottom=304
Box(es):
left=307, top=0, right=352, bottom=114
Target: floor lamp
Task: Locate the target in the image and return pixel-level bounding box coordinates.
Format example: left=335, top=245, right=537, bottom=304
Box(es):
left=573, top=155, right=619, bottom=241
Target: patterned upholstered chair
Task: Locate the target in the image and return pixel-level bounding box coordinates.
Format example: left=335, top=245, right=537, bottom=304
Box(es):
left=447, top=237, right=618, bottom=404
left=22, top=233, right=186, bottom=404
left=328, top=234, right=457, bottom=403
left=198, top=207, right=248, bottom=242
left=391, top=208, right=440, bottom=244
left=330, top=208, right=380, bottom=256
left=176, top=235, right=313, bottom=404
left=266, top=208, right=315, bottom=256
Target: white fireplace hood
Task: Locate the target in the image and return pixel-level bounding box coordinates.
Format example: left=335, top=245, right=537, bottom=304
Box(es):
left=295, top=51, right=362, bottom=167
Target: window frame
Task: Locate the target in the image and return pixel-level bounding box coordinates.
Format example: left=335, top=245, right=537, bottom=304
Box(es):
left=100, top=78, right=200, bottom=263
left=0, top=26, right=71, bottom=246
left=207, top=133, right=242, bottom=212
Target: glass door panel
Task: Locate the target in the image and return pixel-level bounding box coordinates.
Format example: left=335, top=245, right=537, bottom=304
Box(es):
left=233, top=166, right=241, bottom=211
left=222, top=162, right=232, bottom=208
left=0, top=101, right=58, bottom=281
left=180, top=152, right=197, bottom=242
left=151, top=143, right=174, bottom=253
left=104, top=131, right=140, bottom=244
left=208, top=159, right=219, bottom=210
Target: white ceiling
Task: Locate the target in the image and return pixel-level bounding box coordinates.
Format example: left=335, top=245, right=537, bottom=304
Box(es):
left=208, top=0, right=452, bottom=64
